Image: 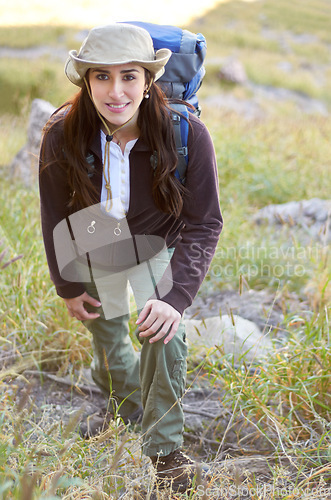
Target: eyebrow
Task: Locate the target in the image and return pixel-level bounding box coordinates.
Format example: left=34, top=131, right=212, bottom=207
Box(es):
left=91, top=68, right=140, bottom=74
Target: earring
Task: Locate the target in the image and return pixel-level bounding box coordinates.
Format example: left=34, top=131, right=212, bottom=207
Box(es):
left=144, top=82, right=152, bottom=99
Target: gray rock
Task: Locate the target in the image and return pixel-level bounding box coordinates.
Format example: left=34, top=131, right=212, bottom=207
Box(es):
left=247, top=82, right=329, bottom=115
left=184, top=315, right=272, bottom=363
left=260, top=27, right=319, bottom=53
left=10, top=98, right=56, bottom=185
left=218, top=57, right=247, bottom=84
left=254, top=198, right=331, bottom=243
left=186, top=288, right=286, bottom=333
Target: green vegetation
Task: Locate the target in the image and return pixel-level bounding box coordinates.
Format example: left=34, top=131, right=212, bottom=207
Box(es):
left=199, top=108, right=331, bottom=295
left=188, top=0, right=331, bottom=105
left=0, top=58, right=73, bottom=114
left=0, top=0, right=330, bottom=497
left=0, top=25, right=78, bottom=49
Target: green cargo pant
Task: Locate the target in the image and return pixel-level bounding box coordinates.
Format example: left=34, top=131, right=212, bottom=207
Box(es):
left=82, top=248, right=187, bottom=457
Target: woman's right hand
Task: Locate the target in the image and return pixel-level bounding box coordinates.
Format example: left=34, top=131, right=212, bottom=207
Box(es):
left=63, top=292, right=101, bottom=321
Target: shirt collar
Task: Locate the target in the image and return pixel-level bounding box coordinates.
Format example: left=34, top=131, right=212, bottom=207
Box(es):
left=89, top=130, right=150, bottom=160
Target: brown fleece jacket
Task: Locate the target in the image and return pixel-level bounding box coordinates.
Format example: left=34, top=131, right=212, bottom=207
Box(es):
left=39, top=112, right=223, bottom=316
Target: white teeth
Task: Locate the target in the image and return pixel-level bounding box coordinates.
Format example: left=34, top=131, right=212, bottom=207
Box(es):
left=108, top=103, right=126, bottom=109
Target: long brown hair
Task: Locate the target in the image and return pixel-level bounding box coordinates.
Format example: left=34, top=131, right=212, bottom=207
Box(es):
left=41, top=71, right=186, bottom=217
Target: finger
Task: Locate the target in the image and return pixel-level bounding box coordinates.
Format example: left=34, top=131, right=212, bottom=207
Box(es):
left=138, top=313, right=158, bottom=332
left=148, top=318, right=175, bottom=343
left=79, top=311, right=100, bottom=321
left=163, top=319, right=180, bottom=344
left=84, top=293, right=102, bottom=308
left=139, top=317, right=164, bottom=337
left=71, top=306, right=100, bottom=321
left=147, top=316, right=180, bottom=344
left=136, top=302, right=153, bottom=326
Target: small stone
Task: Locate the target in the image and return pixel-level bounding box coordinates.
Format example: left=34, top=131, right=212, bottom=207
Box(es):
left=218, top=57, right=247, bottom=84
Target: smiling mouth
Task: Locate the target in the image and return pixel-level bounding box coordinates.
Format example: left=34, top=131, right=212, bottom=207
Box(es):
left=107, top=103, right=128, bottom=109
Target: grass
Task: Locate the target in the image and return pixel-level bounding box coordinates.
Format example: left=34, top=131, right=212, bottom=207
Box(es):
left=190, top=0, right=331, bottom=45
left=0, top=25, right=79, bottom=49
left=198, top=308, right=331, bottom=497
left=0, top=58, right=73, bottom=115
left=0, top=0, right=330, bottom=497
left=0, top=391, right=146, bottom=498
left=0, top=114, right=28, bottom=165
left=188, top=0, right=331, bottom=106
left=199, top=108, right=331, bottom=294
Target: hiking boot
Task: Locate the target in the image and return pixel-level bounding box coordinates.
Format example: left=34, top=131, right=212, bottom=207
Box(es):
left=79, top=405, right=143, bottom=439
left=151, top=448, right=207, bottom=493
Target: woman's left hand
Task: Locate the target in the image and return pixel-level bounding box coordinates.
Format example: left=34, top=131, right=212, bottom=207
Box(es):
left=136, top=300, right=181, bottom=344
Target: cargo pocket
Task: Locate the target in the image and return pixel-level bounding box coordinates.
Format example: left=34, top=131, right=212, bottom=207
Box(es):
left=171, top=356, right=187, bottom=399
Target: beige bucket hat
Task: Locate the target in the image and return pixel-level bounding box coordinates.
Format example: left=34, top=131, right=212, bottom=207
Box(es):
left=65, top=23, right=172, bottom=87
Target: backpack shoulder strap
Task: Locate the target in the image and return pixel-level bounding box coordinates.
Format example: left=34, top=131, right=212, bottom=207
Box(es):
left=169, top=102, right=189, bottom=185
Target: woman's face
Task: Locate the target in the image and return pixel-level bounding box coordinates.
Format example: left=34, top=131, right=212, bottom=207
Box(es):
left=88, top=63, right=148, bottom=132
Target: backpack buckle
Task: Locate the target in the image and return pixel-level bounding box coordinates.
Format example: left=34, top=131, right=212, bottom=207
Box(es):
left=177, top=146, right=188, bottom=157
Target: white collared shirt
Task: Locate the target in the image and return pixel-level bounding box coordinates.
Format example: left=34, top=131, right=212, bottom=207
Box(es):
left=100, top=130, right=137, bottom=219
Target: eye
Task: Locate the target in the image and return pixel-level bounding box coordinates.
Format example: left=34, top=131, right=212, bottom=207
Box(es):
left=123, top=74, right=136, bottom=81
left=96, top=73, right=109, bottom=81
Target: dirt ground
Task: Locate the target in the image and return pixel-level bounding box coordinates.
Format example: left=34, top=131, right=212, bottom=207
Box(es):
left=8, top=365, right=295, bottom=493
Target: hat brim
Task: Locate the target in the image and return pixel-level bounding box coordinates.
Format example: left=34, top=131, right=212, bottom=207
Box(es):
left=65, top=48, right=171, bottom=87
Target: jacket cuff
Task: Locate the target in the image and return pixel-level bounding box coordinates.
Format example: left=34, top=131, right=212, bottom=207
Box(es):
left=55, top=282, right=86, bottom=299
left=158, top=286, right=192, bottom=316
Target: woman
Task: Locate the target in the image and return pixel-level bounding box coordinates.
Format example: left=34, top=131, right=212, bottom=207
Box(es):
left=39, top=23, right=222, bottom=493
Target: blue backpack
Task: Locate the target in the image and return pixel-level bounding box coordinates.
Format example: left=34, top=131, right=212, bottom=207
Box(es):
left=127, top=21, right=207, bottom=185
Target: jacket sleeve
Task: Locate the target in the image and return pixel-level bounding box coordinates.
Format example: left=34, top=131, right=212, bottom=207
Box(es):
left=157, top=115, right=223, bottom=315
left=39, top=124, right=86, bottom=299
